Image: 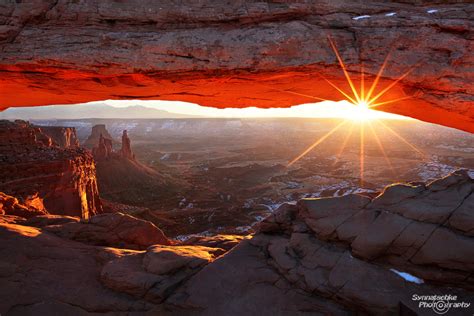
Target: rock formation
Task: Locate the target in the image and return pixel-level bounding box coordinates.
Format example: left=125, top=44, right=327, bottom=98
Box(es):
left=40, top=126, right=80, bottom=148
left=0, top=1, right=472, bottom=132
left=121, top=130, right=135, bottom=160
left=84, top=124, right=113, bottom=149
left=0, top=170, right=473, bottom=315
left=0, top=192, right=47, bottom=218
left=92, top=133, right=114, bottom=160
left=89, top=125, right=135, bottom=161
left=42, top=212, right=171, bottom=250
left=86, top=124, right=185, bottom=208
left=0, top=120, right=102, bottom=219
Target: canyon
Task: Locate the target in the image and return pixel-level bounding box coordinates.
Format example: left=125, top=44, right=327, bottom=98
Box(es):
left=0, top=1, right=473, bottom=132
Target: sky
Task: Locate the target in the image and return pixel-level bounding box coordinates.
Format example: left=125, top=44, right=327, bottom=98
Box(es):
left=1, top=99, right=412, bottom=120
left=100, top=99, right=409, bottom=120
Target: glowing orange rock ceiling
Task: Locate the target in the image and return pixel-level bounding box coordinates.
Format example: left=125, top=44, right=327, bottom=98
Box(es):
left=0, top=1, right=473, bottom=132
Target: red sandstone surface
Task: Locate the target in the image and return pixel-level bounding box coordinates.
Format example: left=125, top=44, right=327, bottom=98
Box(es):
left=0, top=120, right=102, bottom=218
left=0, top=170, right=473, bottom=314
left=0, top=1, right=472, bottom=132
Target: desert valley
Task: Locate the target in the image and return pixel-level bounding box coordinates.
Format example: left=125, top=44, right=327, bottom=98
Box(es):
left=23, top=117, right=474, bottom=239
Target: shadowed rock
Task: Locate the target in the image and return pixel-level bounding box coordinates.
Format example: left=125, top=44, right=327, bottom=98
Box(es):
left=1, top=170, right=473, bottom=315
left=42, top=212, right=171, bottom=250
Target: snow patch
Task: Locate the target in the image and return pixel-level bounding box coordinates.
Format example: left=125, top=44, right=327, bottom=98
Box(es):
left=417, top=160, right=457, bottom=182
left=385, top=12, right=397, bottom=17
left=390, top=269, right=424, bottom=284
left=468, top=170, right=474, bottom=179
left=352, top=15, right=371, bottom=20
left=436, top=144, right=474, bottom=153
left=160, top=153, right=171, bottom=161
left=427, top=9, right=438, bottom=14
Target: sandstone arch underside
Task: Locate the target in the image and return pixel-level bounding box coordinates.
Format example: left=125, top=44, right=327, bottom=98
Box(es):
left=0, top=1, right=472, bottom=132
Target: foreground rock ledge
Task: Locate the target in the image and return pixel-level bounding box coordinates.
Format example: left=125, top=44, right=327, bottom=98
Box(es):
left=0, top=170, right=473, bottom=315
left=0, top=1, right=473, bottom=132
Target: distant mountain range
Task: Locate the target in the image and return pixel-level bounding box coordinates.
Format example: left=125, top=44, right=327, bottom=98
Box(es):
left=0, top=103, right=201, bottom=120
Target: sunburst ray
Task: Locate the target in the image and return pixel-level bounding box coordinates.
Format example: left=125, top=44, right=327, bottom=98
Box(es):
left=288, top=120, right=347, bottom=166
left=367, top=68, right=414, bottom=106
left=279, top=89, right=330, bottom=102
left=376, top=120, right=425, bottom=157
left=333, top=122, right=355, bottom=166
left=328, top=37, right=361, bottom=103
left=360, top=63, right=365, bottom=102
left=367, top=121, right=396, bottom=177
left=359, top=123, right=365, bottom=186
left=365, top=52, right=391, bottom=102
left=369, top=96, right=412, bottom=108
left=316, top=74, right=359, bottom=105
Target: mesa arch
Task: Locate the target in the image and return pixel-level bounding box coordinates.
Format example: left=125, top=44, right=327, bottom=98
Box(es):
left=0, top=0, right=472, bottom=133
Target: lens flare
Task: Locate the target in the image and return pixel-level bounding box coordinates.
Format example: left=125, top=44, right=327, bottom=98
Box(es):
left=284, top=36, right=422, bottom=188
left=287, top=120, right=347, bottom=166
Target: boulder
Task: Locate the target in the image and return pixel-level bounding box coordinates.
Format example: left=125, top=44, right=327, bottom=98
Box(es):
left=0, top=221, right=155, bottom=315
left=43, top=212, right=171, bottom=250
left=0, top=192, right=47, bottom=218
left=101, top=245, right=220, bottom=303
left=181, top=234, right=247, bottom=251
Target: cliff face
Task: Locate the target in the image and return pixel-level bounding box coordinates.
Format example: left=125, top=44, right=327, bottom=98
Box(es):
left=0, top=120, right=102, bottom=219
left=40, top=126, right=80, bottom=148
left=84, top=124, right=114, bottom=149
left=0, top=1, right=472, bottom=132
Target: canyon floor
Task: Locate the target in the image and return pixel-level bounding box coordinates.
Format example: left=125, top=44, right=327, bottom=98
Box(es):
left=35, top=117, right=474, bottom=238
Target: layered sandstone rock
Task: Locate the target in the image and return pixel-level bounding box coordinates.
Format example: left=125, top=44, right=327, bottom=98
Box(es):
left=0, top=120, right=102, bottom=219
left=89, top=125, right=135, bottom=161
left=0, top=221, right=156, bottom=315
left=92, top=133, right=113, bottom=160
left=42, top=212, right=171, bottom=250
left=164, top=170, right=474, bottom=315
left=40, top=126, right=80, bottom=148
left=0, top=1, right=472, bottom=132
left=84, top=124, right=113, bottom=149
left=101, top=244, right=222, bottom=304
left=121, top=130, right=135, bottom=160
left=181, top=234, right=248, bottom=251
left=0, top=192, right=47, bottom=218
left=1, top=170, right=473, bottom=315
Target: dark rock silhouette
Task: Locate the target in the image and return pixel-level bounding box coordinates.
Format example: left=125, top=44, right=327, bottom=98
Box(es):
left=121, top=130, right=135, bottom=160
left=84, top=124, right=113, bottom=149
left=92, top=133, right=113, bottom=160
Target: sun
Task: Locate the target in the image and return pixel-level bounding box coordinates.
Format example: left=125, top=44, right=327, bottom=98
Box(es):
left=351, top=100, right=372, bottom=121
left=286, top=36, right=425, bottom=187
left=357, top=100, right=369, bottom=109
